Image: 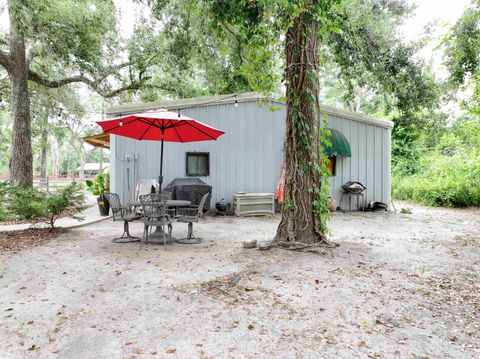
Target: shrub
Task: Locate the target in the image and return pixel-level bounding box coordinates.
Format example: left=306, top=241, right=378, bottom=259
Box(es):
left=0, top=181, right=86, bottom=228
left=5, top=185, right=46, bottom=220
left=0, top=182, right=10, bottom=221
left=393, top=153, right=480, bottom=207
left=42, top=182, right=86, bottom=229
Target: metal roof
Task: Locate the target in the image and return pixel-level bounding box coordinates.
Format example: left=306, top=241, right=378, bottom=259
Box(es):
left=106, top=92, right=268, bottom=115
left=106, top=92, right=394, bottom=129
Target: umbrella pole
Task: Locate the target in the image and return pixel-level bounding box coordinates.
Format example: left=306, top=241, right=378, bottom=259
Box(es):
left=159, top=133, right=164, bottom=191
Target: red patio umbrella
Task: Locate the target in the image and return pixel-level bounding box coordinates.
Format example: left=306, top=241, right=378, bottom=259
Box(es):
left=96, top=109, right=225, bottom=189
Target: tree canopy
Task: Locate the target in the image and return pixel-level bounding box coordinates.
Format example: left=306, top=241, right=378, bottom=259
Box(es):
left=0, top=0, right=169, bottom=185
left=443, top=0, right=480, bottom=115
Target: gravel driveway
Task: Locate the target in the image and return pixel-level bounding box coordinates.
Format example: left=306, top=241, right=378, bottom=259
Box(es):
left=0, top=201, right=479, bottom=358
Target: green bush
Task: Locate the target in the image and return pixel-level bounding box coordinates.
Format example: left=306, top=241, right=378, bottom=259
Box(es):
left=0, top=181, right=86, bottom=228
left=5, top=184, right=46, bottom=220
left=43, top=182, right=86, bottom=229
left=393, top=154, right=480, bottom=207
left=0, top=182, right=10, bottom=221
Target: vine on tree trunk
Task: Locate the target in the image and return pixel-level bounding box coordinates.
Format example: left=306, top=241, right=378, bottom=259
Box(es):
left=271, top=5, right=334, bottom=251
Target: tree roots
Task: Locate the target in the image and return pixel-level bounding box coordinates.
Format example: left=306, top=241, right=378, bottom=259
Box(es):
left=265, top=237, right=339, bottom=254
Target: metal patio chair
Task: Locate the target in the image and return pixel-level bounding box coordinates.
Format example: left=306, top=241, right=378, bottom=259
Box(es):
left=139, top=193, right=173, bottom=247
left=107, top=193, right=141, bottom=243
left=176, top=193, right=210, bottom=244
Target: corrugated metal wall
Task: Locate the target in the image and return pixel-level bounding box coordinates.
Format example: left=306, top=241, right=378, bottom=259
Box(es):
left=111, top=100, right=391, bottom=208
left=327, top=115, right=392, bottom=207
left=111, top=101, right=286, bottom=204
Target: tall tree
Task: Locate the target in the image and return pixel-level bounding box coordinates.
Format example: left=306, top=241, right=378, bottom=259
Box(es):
left=325, top=0, right=439, bottom=116
left=443, top=0, right=480, bottom=115
left=0, top=0, right=153, bottom=186
left=179, top=0, right=338, bottom=247
left=274, top=3, right=333, bottom=246
left=146, top=0, right=439, bottom=246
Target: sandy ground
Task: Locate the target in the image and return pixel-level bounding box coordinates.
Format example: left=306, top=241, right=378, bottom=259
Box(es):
left=0, top=201, right=478, bottom=359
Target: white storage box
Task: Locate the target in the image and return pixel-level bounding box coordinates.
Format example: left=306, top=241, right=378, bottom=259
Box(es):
left=233, top=192, right=275, bottom=216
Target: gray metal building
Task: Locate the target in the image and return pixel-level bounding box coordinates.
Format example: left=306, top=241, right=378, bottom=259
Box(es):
left=107, top=93, right=393, bottom=208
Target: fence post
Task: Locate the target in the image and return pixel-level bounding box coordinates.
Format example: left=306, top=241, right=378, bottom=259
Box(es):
left=46, top=176, right=49, bottom=193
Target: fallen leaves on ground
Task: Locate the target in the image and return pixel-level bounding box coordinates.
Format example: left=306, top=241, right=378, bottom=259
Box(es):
left=0, top=228, right=68, bottom=253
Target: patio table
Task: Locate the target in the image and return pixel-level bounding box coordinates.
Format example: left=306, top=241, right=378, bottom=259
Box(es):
left=127, top=199, right=191, bottom=208
left=127, top=199, right=191, bottom=243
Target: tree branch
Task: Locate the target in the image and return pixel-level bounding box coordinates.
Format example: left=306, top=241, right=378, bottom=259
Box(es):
left=27, top=69, right=148, bottom=98
left=220, top=22, right=246, bottom=64
left=26, top=47, right=35, bottom=66
left=0, top=49, right=12, bottom=71
left=0, top=34, right=8, bottom=47
left=220, top=22, right=241, bottom=39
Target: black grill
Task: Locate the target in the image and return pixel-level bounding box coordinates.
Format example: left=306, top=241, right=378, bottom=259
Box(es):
left=341, top=181, right=366, bottom=194
left=163, top=177, right=212, bottom=211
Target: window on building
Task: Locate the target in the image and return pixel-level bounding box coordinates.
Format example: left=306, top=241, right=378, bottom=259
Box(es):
left=326, top=156, right=336, bottom=176
left=186, top=152, right=210, bottom=176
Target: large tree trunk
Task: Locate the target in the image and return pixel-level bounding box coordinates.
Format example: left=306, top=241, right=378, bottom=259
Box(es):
left=8, top=0, right=33, bottom=187
left=273, top=6, right=329, bottom=247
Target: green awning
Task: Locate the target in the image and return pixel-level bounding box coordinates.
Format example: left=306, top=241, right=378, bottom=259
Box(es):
left=322, top=128, right=351, bottom=157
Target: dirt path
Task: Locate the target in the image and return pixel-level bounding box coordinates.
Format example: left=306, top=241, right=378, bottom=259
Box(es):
left=0, top=202, right=478, bottom=358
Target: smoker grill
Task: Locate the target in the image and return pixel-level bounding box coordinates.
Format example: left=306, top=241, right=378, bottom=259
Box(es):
left=341, top=181, right=366, bottom=194
left=339, top=181, right=366, bottom=211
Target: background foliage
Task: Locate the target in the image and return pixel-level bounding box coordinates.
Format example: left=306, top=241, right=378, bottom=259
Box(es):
left=390, top=1, right=480, bottom=207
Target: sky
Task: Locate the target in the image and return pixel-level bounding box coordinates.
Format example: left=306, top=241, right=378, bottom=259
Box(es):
left=402, top=0, right=472, bottom=72
left=403, top=0, right=471, bottom=40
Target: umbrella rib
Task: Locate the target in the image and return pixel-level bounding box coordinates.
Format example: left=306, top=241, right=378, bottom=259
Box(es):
left=173, top=125, right=184, bottom=142
left=139, top=118, right=163, bottom=130
left=185, top=121, right=217, bottom=140
left=165, top=121, right=185, bottom=128
left=101, top=117, right=162, bottom=133
left=102, top=117, right=138, bottom=132
left=139, top=120, right=154, bottom=141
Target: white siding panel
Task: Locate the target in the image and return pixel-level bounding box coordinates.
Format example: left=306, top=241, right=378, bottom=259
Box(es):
left=374, top=126, right=383, bottom=201
left=357, top=123, right=367, bottom=194
left=350, top=120, right=359, bottom=182
left=366, top=125, right=375, bottom=203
